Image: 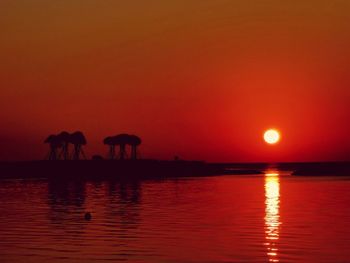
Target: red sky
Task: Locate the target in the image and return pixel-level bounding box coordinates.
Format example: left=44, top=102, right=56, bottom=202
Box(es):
left=0, top=0, right=349, bottom=162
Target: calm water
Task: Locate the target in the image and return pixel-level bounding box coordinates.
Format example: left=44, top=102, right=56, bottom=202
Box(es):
left=0, top=172, right=350, bottom=262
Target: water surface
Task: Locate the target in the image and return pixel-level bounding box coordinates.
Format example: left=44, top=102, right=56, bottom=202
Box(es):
left=0, top=172, right=350, bottom=262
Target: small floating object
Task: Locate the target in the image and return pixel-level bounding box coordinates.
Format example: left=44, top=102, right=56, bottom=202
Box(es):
left=84, top=212, right=92, bottom=220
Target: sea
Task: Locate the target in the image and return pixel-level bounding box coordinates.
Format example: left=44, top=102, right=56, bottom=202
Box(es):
left=0, top=167, right=350, bottom=262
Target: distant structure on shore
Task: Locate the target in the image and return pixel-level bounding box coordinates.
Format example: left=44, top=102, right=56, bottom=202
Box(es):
left=44, top=131, right=87, bottom=161
left=45, top=132, right=141, bottom=161
left=44, top=135, right=62, bottom=161
left=71, top=132, right=87, bottom=160
left=103, top=134, right=142, bottom=160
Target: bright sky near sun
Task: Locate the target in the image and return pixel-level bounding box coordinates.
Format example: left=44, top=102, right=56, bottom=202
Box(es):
left=0, top=0, right=349, bottom=162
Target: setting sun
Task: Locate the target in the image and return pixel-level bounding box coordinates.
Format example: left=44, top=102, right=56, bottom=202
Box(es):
left=264, top=129, right=280, bottom=145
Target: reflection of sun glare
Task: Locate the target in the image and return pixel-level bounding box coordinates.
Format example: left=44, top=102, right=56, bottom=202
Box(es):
left=265, top=172, right=281, bottom=262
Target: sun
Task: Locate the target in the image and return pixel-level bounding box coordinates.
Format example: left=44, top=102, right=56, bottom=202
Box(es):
left=264, top=129, right=280, bottom=145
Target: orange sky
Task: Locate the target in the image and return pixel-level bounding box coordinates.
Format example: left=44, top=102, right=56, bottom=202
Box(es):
left=0, top=0, right=349, bottom=162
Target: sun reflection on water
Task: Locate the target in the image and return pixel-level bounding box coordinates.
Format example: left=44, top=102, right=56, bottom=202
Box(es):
left=265, top=172, right=281, bottom=262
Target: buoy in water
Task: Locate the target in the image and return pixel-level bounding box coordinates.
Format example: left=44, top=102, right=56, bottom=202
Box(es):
left=84, top=212, right=92, bottom=220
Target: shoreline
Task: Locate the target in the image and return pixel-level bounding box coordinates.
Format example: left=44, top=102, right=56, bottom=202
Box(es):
left=0, top=160, right=263, bottom=180
left=0, top=160, right=349, bottom=180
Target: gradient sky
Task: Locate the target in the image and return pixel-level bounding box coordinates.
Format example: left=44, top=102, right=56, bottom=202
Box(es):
left=0, top=0, right=349, bottom=162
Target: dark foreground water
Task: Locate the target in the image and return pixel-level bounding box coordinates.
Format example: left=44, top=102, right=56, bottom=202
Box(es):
left=0, top=172, right=350, bottom=262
